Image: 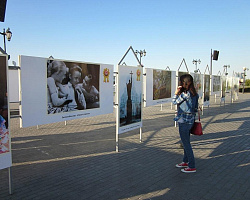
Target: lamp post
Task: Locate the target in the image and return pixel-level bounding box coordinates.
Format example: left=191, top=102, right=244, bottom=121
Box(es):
left=192, top=59, right=201, bottom=73
left=0, top=28, right=12, bottom=52
left=242, top=67, right=249, bottom=94
left=135, top=49, right=146, bottom=66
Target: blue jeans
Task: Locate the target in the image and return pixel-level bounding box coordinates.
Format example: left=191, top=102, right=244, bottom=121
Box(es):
left=178, top=122, right=196, bottom=168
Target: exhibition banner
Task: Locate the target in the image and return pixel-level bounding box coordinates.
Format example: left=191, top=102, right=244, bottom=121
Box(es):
left=144, top=68, right=176, bottom=107
left=221, top=76, right=226, bottom=101
left=232, top=77, right=239, bottom=100
left=118, top=65, right=142, bottom=134
left=212, top=75, right=221, bottom=95
left=203, top=74, right=210, bottom=106
left=190, top=72, right=203, bottom=98
left=20, top=55, right=113, bottom=127
left=0, top=55, right=12, bottom=170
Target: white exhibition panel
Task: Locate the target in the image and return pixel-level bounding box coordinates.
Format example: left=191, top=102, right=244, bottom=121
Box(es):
left=211, top=75, right=221, bottom=95
left=118, top=65, right=142, bottom=134
left=20, top=55, right=113, bottom=128
left=8, top=69, right=19, bottom=102
left=221, top=76, right=227, bottom=101
left=0, top=153, right=12, bottom=170
left=203, top=74, right=210, bottom=107
left=232, top=77, right=240, bottom=100
left=190, top=72, right=203, bottom=98
left=226, top=76, right=232, bottom=93
left=0, top=55, right=12, bottom=170
left=144, top=68, right=176, bottom=107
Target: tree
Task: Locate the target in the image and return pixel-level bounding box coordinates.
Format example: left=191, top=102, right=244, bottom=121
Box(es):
left=245, top=79, right=250, bottom=86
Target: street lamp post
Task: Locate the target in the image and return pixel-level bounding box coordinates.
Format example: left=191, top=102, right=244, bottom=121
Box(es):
left=135, top=49, right=146, bottom=66
left=0, top=28, right=12, bottom=52
left=242, top=67, right=249, bottom=94
left=192, top=59, right=201, bottom=73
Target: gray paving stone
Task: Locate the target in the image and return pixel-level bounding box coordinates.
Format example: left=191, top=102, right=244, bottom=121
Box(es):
left=0, top=94, right=250, bottom=199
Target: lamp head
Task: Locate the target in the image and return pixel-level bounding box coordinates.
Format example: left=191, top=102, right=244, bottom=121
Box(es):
left=5, top=28, right=12, bottom=41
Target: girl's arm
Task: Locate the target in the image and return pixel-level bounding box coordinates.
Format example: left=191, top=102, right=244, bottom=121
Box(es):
left=172, top=92, right=190, bottom=105
left=47, top=78, right=67, bottom=107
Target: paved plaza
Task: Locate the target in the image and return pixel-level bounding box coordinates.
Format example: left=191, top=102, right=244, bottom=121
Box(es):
left=0, top=93, right=249, bottom=200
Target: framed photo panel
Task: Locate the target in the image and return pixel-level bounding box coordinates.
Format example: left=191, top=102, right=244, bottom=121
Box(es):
left=117, top=65, right=142, bottom=134
left=232, top=77, right=239, bottom=100
left=190, top=72, right=203, bottom=98
left=19, top=55, right=113, bottom=128
left=0, top=54, right=12, bottom=170
left=211, top=75, right=221, bottom=95
left=144, top=68, right=176, bottom=107
left=203, top=74, right=210, bottom=106
left=221, top=76, right=226, bottom=102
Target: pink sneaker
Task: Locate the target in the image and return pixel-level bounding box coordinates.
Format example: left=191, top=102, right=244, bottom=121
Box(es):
left=181, top=167, right=196, bottom=173
left=176, top=162, right=188, bottom=168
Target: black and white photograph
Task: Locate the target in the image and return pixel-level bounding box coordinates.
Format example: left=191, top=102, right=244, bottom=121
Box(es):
left=47, top=60, right=100, bottom=114
left=20, top=55, right=113, bottom=128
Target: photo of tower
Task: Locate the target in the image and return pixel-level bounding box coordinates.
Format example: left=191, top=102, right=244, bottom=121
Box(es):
left=118, top=66, right=142, bottom=127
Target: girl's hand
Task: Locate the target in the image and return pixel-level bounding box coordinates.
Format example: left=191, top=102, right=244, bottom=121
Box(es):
left=175, top=86, right=182, bottom=95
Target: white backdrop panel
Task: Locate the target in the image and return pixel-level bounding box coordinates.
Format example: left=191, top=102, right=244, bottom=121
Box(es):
left=211, top=75, right=221, bottom=95
left=20, top=55, right=113, bottom=128
left=118, top=65, right=142, bottom=134
left=144, top=68, right=176, bottom=107
left=190, top=72, right=203, bottom=98
left=8, top=69, right=19, bottom=102
left=0, top=55, right=12, bottom=170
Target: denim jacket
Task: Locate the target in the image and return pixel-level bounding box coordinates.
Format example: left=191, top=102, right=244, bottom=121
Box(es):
left=172, top=91, right=199, bottom=124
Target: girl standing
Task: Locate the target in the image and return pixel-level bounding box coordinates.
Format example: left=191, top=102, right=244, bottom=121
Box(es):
left=172, top=74, right=199, bottom=173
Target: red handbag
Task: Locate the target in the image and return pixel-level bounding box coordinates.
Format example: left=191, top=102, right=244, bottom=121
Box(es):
left=191, top=110, right=203, bottom=136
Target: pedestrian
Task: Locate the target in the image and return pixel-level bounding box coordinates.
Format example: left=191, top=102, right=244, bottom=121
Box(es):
left=172, top=74, right=199, bottom=173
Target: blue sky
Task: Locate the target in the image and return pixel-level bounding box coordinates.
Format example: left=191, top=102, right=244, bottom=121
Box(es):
left=2, top=0, right=250, bottom=76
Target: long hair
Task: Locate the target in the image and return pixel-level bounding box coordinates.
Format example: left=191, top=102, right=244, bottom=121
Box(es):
left=47, top=60, right=66, bottom=77
left=180, top=74, right=197, bottom=96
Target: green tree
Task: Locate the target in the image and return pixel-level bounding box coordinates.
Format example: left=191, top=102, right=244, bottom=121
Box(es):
left=245, top=79, right=250, bottom=86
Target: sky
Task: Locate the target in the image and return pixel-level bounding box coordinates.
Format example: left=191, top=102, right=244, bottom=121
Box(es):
left=1, top=0, right=250, bottom=77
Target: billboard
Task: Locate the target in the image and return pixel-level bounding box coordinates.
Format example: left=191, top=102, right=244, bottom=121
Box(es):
left=204, top=74, right=210, bottom=106
left=190, top=72, right=203, bottom=98
left=144, top=68, right=176, bottom=107
left=0, top=55, right=12, bottom=170
left=212, top=75, right=221, bottom=95
left=117, top=65, right=142, bottom=134
left=20, top=55, right=113, bottom=127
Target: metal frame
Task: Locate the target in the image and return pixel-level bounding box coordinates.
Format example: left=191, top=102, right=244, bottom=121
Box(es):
left=177, top=58, right=189, bottom=72
left=116, top=46, right=143, bottom=152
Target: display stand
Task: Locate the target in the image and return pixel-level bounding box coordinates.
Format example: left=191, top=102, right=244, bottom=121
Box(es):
left=202, top=65, right=211, bottom=114
left=174, top=58, right=189, bottom=127
left=0, top=55, right=13, bottom=195
left=115, top=46, right=143, bottom=152
left=8, top=167, right=13, bottom=194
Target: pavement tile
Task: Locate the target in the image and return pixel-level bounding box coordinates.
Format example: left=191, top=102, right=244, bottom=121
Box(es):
left=0, top=94, right=250, bottom=199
